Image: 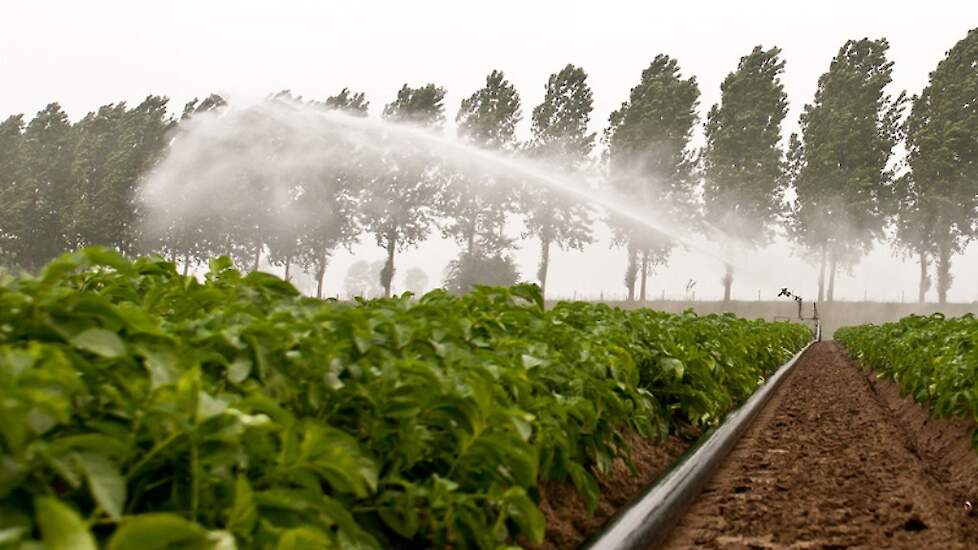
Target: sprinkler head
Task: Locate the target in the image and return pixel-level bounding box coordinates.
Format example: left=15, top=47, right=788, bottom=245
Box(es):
left=965, top=500, right=974, bottom=516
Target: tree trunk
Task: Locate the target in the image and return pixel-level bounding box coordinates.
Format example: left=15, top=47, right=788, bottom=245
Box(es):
left=252, top=243, right=262, bottom=272
left=817, top=243, right=827, bottom=302
left=537, top=235, right=551, bottom=298
left=466, top=229, right=476, bottom=256
left=936, top=236, right=952, bottom=304
left=315, top=256, right=327, bottom=299
left=182, top=255, right=191, bottom=277
left=917, top=245, right=929, bottom=304
left=639, top=249, right=649, bottom=302
left=382, top=230, right=397, bottom=298
left=827, top=248, right=838, bottom=303
left=722, top=263, right=733, bottom=302
left=625, top=244, right=638, bottom=302
left=284, top=255, right=291, bottom=282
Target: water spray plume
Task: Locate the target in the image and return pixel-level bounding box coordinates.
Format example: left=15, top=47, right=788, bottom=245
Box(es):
left=140, top=99, right=740, bottom=272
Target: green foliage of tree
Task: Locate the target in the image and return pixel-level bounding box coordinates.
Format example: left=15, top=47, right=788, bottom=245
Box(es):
left=153, top=93, right=228, bottom=273
left=365, top=84, right=446, bottom=297
left=702, top=46, right=789, bottom=301
left=443, top=249, right=521, bottom=295
left=605, top=55, right=700, bottom=301
left=294, top=89, right=369, bottom=298
left=0, top=115, right=26, bottom=267
left=182, top=94, right=227, bottom=120
left=343, top=259, right=385, bottom=298
left=6, top=104, right=76, bottom=271
left=896, top=27, right=978, bottom=304
left=439, top=70, right=522, bottom=262
left=264, top=90, right=368, bottom=295
left=68, top=97, right=174, bottom=256
left=322, top=87, right=369, bottom=113
left=788, top=38, right=906, bottom=302
left=524, top=64, right=596, bottom=298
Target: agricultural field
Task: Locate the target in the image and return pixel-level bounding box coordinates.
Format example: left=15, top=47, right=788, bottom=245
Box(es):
left=2, top=4, right=977, bottom=548
left=0, top=249, right=811, bottom=549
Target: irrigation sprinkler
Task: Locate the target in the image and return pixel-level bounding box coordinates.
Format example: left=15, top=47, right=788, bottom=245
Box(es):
left=778, top=288, right=821, bottom=341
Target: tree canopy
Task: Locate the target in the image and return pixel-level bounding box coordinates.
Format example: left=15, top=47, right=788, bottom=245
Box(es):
left=788, top=38, right=906, bottom=302
left=523, top=64, right=597, bottom=298
left=605, top=54, right=700, bottom=301
left=702, top=46, right=789, bottom=300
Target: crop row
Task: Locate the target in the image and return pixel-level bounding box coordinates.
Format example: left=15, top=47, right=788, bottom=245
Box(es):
left=0, top=248, right=811, bottom=549
left=837, top=315, right=978, bottom=437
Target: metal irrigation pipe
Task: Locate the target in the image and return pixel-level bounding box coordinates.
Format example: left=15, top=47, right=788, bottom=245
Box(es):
left=582, top=324, right=819, bottom=550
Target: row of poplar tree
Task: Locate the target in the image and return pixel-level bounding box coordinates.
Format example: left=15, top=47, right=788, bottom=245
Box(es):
left=1, top=30, right=976, bottom=303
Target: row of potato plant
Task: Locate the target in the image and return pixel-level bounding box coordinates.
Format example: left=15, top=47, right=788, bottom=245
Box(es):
left=0, top=248, right=811, bottom=549
left=837, top=314, right=978, bottom=433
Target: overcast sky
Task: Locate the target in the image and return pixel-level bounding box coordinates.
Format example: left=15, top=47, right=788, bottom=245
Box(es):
left=3, top=0, right=977, bottom=302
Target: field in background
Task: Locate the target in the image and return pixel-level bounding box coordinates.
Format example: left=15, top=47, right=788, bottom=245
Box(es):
left=576, top=300, right=978, bottom=338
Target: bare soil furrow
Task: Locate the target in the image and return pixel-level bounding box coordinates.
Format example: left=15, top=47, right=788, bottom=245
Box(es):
left=664, top=341, right=978, bottom=549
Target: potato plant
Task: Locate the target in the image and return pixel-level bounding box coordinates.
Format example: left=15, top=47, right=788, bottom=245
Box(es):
left=0, top=248, right=810, bottom=549
left=837, top=315, right=978, bottom=427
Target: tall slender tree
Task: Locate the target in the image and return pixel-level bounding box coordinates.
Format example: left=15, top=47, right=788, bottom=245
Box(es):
left=322, top=88, right=368, bottom=113
left=605, top=55, right=700, bottom=301
left=702, top=46, right=789, bottom=301
left=364, top=84, right=446, bottom=297
left=0, top=115, right=26, bottom=265
left=121, top=96, right=173, bottom=253
left=67, top=102, right=130, bottom=251
left=441, top=70, right=522, bottom=284
left=299, top=88, right=369, bottom=298
left=154, top=94, right=227, bottom=271
left=8, top=104, right=76, bottom=271
left=524, top=64, right=596, bottom=298
left=788, top=38, right=905, bottom=302
left=890, top=173, right=934, bottom=302
left=897, top=27, right=978, bottom=304
left=68, top=96, right=173, bottom=255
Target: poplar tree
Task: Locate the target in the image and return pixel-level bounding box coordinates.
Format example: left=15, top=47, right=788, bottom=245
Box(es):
left=702, top=46, right=789, bottom=301
left=524, top=64, right=596, bottom=298
left=788, top=38, right=905, bottom=302
left=364, top=84, right=446, bottom=297
left=155, top=94, right=227, bottom=272
left=300, top=88, right=369, bottom=298
left=67, top=102, right=130, bottom=251
left=11, top=103, right=76, bottom=271
left=898, top=27, right=978, bottom=303
left=445, top=70, right=522, bottom=256
left=68, top=96, right=173, bottom=255
left=0, top=115, right=25, bottom=265
left=605, top=55, right=700, bottom=301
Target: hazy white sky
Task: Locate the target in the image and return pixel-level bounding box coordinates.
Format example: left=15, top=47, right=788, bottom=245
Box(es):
left=3, top=0, right=977, bottom=302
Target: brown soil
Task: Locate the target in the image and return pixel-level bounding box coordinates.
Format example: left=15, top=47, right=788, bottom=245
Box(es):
left=664, top=341, right=978, bottom=549
left=538, top=430, right=691, bottom=549
left=863, top=366, right=978, bottom=522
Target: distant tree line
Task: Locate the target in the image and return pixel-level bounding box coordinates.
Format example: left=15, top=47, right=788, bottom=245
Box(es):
left=1, top=29, right=976, bottom=303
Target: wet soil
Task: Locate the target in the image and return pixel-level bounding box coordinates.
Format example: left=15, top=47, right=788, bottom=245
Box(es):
left=664, top=341, right=978, bottom=549
left=538, top=431, right=691, bottom=549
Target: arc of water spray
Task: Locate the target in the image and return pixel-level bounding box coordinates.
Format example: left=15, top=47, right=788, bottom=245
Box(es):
left=308, top=107, right=737, bottom=265
left=142, top=99, right=746, bottom=273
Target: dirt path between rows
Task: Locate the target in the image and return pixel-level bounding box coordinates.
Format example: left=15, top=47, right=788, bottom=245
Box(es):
left=664, top=341, right=978, bottom=549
